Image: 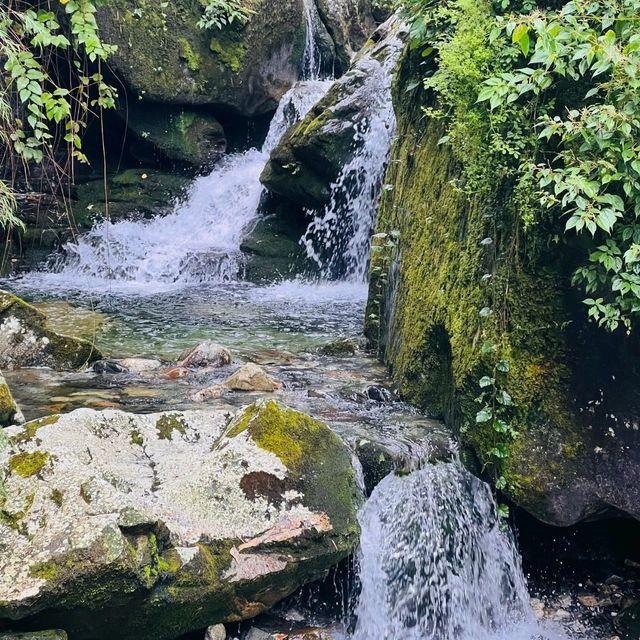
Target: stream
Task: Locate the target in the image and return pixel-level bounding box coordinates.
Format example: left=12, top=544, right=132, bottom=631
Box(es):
left=0, top=27, right=602, bottom=640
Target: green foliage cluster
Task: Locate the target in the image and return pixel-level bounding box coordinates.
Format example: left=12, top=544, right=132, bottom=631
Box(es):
left=196, top=0, right=254, bottom=31
left=402, top=0, right=640, bottom=333
left=0, top=0, right=117, bottom=230
left=398, top=0, right=640, bottom=500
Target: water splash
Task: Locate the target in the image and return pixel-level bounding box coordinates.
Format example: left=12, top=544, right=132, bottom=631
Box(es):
left=353, top=462, right=567, bottom=640
left=38, top=80, right=330, bottom=291
left=301, top=24, right=405, bottom=282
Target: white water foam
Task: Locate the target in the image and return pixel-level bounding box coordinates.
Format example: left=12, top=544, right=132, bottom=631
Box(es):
left=301, top=24, right=405, bottom=282
left=353, top=462, right=569, bottom=640
left=32, top=80, right=330, bottom=292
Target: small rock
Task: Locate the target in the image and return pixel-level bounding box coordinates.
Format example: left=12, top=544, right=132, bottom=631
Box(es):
left=530, top=598, right=545, bottom=620
left=0, top=633, right=68, bottom=639
left=161, top=367, right=191, bottom=380
left=365, top=385, right=396, bottom=403
left=245, top=629, right=272, bottom=640
left=190, top=385, right=227, bottom=402
left=118, top=358, right=162, bottom=373
left=578, top=595, right=599, bottom=608
left=318, top=338, right=358, bottom=357
left=224, top=363, right=283, bottom=392
left=178, top=341, right=232, bottom=368
left=246, top=348, right=295, bottom=366
left=0, top=370, right=24, bottom=427
left=205, top=624, right=226, bottom=640
left=552, top=608, right=571, bottom=621
left=92, top=359, right=128, bottom=374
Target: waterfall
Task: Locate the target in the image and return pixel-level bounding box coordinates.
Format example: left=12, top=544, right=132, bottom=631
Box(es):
left=352, top=463, right=567, bottom=640
left=300, top=27, right=402, bottom=282
left=42, top=80, right=331, bottom=291
left=302, top=0, right=323, bottom=81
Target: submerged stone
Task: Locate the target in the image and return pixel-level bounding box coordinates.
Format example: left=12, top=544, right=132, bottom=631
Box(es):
left=0, top=291, right=100, bottom=370
left=224, top=363, right=283, bottom=392
left=178, top=342, right=232, bottom=369
left=0, top=400, right=361, bottom=640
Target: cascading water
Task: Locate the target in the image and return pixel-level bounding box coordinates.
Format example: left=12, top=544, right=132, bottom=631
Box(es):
left=352, top=462, right=568, bottom=640
left=301, top=27, right=404, bottom=282
left=302, top=0, right=323, bottom=81
left=41, top=80, right=330, bottom=290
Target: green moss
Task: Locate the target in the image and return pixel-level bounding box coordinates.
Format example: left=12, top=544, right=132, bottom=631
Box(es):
left=179, top=37, right=201, bottom=72
left=13, top=415, right=60, bottom=444
left=9, top=451, right=50, bottom=477
left=156, top=414, right=187, bottom=440
left=209, top=36, right=246, bottom=73
left=30, top=560, right=59, bottom=582
left=0, top=383, right=17, bottom=426
left=130, top=429, right=144, bottom=446
left=51, top=488, right=64, bottom=507
left=228, top=400, right=361, bottom=534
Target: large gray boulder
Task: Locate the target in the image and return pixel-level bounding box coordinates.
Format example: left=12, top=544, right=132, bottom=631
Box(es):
left=0, top=292, right=100, bottom=370
left=260, top=17, right=407, bottom=211
left=0, top=400, right=362, bottom=640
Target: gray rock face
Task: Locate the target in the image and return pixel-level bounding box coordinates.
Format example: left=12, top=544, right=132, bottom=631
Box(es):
left=0, top=400, right=361, bottom=640
left=260, top=17, right=407, bottom=211
left=0, top=292, right=100, bottom=370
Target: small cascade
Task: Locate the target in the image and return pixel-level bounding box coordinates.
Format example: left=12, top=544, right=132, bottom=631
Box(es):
left=301, top=36, right=401, bottom=282
left=352, top=462, right=566, bottom=640
left=42, top=80, right=330, bottom=291
left=302, top=0, right=323, bottom=80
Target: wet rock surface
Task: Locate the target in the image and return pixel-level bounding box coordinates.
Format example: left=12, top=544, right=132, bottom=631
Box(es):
left=261, top=17, right=407, bottom=212
left=0, top=291, right=100, bottom=370
left=0, top=371, right=24, bottom=428
left=224, top=364, right=284, bottom=393
left=0, top=400, right=362, bottom=640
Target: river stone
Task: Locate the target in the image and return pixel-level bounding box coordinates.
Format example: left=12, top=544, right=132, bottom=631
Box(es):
left=204, top=624, right=226, bottom=640
left=0, top=371, right=24, bottom=428
left=224, top=363, right=283, bottom=392
left=260, top=16, right=408, bottom=211
left=117, top=358, right=163, bottom=374
left=178, top=342, right=232, bottom=369
left=0, top=400, right=361, bottom=640
left=0, top=291, right=101, bottom=370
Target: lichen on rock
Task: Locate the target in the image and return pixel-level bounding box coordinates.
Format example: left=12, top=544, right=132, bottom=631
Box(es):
left=0, top=401, right=361, bottom=639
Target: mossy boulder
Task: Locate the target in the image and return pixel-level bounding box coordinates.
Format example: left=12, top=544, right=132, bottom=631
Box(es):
left=0, top=401, right=361, bottom=640
left=0, top=371, right=23, bottom=428
left=366, top=49, right=640, bottom=527
left=70, top=168, right=191, bottom=229
left=96, top=0, right=306, bottom=116
left=0, top=291, right=100, bottom=370
left=124, top=102, right=226, bottom=168
left=260, top=17, right=407, bottom=212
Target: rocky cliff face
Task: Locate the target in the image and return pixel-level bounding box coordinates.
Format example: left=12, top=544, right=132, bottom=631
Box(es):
left=366, top=51, right=640, bottom=527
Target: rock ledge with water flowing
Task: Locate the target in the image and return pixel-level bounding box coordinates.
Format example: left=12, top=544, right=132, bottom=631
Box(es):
left=0, top=292, right=101, bottom=371
left=0, top=400, right=362, bottom=640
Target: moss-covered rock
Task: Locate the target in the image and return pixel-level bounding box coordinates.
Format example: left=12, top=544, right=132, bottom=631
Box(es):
left=366, top=49, right=640, bottom=527
left=124, top=102, right=226, bottom=167
left=95, top=0, right=306, bottom=116
left=261, top=17, right=407, bottom=211
left=0, top=402, right=361, bottom=640
left=0, top=371, right=23, bottom=427
left=0, top=291, right=100, bottom=370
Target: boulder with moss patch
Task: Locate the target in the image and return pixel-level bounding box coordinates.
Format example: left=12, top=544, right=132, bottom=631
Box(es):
left=365, top=48, right=640, bottom=527
left=0, top=401, right=361, bottom=640
left=0, top=291, right=100, bottom=371
left=260, top=17, right=407, bottom=212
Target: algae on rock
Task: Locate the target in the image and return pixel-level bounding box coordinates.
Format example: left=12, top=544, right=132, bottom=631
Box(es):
left=366, top=50, right=640, bottom=527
